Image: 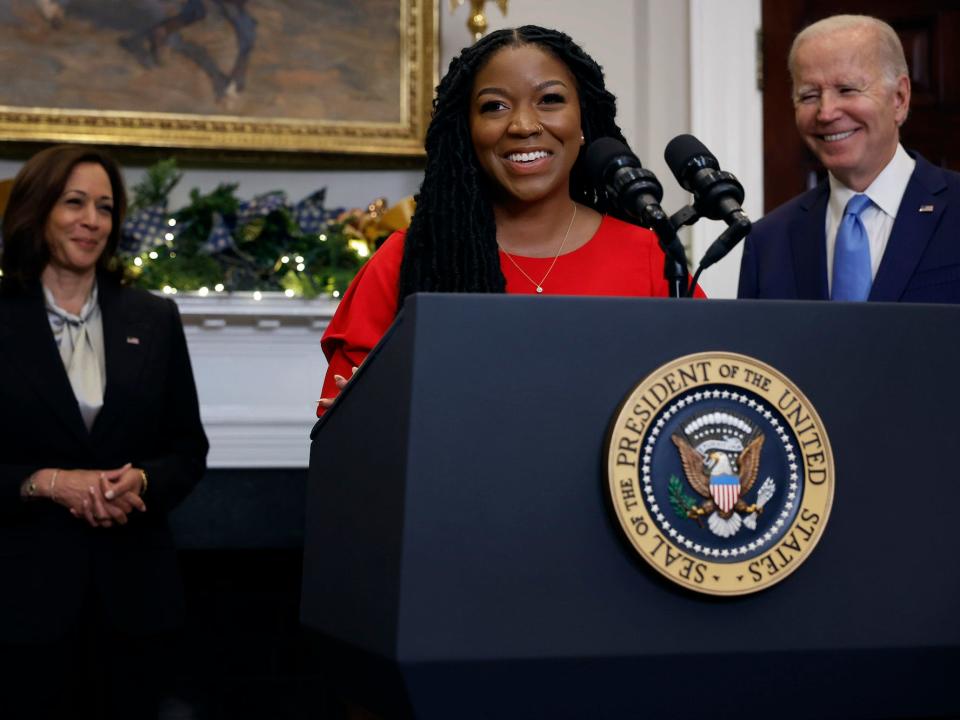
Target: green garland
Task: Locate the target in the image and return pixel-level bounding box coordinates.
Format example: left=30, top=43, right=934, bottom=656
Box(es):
left=120, top=160, right=381, bottom=298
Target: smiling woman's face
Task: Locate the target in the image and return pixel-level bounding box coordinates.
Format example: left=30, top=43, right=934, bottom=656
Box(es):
left=469, top=44, right=584, bottom=207
left=44, top=162, right=114, bottom=277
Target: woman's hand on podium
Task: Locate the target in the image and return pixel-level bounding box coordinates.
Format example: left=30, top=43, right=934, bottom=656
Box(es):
left=318, top=366, right=358, bottom=410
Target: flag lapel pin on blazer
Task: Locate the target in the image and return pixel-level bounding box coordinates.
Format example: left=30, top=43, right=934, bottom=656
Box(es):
left=126, top=336, right=140, bottom=345
left=919, top=204, right=935, bottom=213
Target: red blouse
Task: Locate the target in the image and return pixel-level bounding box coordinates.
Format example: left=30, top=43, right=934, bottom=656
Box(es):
left=318, top=215, right=703, bottom=413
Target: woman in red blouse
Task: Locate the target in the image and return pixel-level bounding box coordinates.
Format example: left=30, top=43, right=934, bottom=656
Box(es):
left=319, top=26, right=702, bottom=412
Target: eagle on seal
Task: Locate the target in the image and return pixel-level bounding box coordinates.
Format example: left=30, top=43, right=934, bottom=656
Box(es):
left=671, top=433, right=764, bottom=521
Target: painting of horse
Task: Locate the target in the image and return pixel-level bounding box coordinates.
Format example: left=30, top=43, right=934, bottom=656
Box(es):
left=0, top=0, right=437, bottom=155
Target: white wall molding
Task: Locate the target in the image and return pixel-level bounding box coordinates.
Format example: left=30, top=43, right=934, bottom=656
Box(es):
left=634, top=1, right=691, bottom=218
left=688, top=0, right=764, bottom=299
left=175, top=294, right=336, bottom=468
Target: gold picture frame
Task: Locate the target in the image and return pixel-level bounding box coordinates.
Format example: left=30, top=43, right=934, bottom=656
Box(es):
left=0, top=0, right=437, bottom=157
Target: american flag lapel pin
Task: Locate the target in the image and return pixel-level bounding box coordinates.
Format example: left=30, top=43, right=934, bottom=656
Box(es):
left=919, top=204, right=935, bottom=213
left=126, top=336, right=140, bottom=345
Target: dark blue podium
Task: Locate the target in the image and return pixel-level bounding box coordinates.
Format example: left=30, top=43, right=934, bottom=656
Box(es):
left=301, top=295, right=959, bottom=719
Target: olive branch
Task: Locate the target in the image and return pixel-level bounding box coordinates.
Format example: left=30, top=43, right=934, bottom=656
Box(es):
left=668, top=475, right=700, bottom=520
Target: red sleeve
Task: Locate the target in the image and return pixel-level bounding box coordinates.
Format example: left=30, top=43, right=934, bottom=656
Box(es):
left=317, top=231, right=405, bottom=415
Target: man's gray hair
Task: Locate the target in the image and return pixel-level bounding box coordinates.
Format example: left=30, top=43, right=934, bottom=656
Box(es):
left=788, top=14, right=909, bottom=88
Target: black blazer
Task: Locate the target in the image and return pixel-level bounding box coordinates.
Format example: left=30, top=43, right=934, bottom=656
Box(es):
left=0, top=279, right=208, bottom=643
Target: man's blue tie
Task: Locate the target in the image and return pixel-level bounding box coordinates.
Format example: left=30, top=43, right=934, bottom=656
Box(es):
left=832, top=193, right=873, bottom=301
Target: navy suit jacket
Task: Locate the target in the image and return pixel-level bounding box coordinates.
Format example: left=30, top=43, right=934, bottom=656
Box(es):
left=0, top=279, right=208, bottom=643
left=739, top=153, right=960, bottom=303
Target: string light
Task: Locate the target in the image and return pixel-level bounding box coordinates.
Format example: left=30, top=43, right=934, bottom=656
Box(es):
left=253, top=291, right=262, bottom=301
left=164, top=232, right=175, bottom=242
left=295, top=256, right=304, bottom=264
left=214, top=284, right=225, bottom=292
left=281, top=256, right=290, bottom=264
left=198, top=287, right=209, bottom=296
left=284, top=289, right=295, bottom=298
left=348, top=239, right=370, bottom=258
left=149, top=251, right=159, bottom=259
left=332, top=290, right=341, bottom=298
left=167, top=218, right=177, bottom=227
left=296, top=263, right=306, bottom=272
left=319, top=234, right=327, bottom=242
left=133, top=257, right=143, bottom=267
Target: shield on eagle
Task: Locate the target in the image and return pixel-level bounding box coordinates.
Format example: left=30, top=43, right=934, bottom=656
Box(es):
left=709, top=473, right=740, bottom=514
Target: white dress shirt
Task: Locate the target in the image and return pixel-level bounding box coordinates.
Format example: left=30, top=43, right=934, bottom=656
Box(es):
left=825, top=144, right=916, bottom=293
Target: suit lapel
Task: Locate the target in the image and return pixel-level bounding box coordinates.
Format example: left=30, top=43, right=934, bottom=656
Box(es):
left=870, top=157, right=948, bottom=302
left=2, top=289, right=90, bottom=443
left=789, top=184, right=830, bottom=299
left=92, top=282, right=151, bottom=441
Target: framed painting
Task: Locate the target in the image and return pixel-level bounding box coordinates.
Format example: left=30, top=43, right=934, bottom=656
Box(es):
left=0, top=0, right=438, bottom=156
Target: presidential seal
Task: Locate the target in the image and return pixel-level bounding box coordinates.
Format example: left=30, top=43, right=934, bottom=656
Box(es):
left=606, top=352, right=834, bottom=596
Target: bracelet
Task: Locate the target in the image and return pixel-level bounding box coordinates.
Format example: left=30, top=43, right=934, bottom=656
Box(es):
left=138, top=469, right=149, bottom=497
left=21, top=477, right=38, bottom=499
left=50, top=469, right=60, bottom=501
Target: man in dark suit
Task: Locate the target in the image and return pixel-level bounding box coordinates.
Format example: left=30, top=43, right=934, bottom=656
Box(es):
left=738, top=14, right=960, bottom=303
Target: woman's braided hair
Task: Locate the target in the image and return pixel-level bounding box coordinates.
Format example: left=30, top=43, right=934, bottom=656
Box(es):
left=397, top=25, right=628, bottom=306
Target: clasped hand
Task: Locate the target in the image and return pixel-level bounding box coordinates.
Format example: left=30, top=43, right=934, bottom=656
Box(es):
left=54, top=463, right=147, bottom=528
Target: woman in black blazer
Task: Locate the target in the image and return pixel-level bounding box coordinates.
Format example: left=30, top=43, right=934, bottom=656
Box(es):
left=0, top=146, right=208, bottom=718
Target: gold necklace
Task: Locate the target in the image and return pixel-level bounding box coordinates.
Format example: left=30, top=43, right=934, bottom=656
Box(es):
left=498, top=204, right=578, bottom=294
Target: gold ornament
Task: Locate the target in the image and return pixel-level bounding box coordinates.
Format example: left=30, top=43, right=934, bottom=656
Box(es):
left=450, top=0, right=508, bottom=41
left=337, top=196, right=418, bottom=252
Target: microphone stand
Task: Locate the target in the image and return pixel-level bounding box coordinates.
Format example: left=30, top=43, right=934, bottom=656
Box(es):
left=648, top=211, right=690, bottom=299
left=603, top=161, right=691, bottom=299
left=669, top=205, right=751, bottom=297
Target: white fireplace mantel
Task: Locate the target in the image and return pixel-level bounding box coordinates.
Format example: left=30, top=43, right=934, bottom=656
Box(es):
left=173, top=293, right=337, bottom=468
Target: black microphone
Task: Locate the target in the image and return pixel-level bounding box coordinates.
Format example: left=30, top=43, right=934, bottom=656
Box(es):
left=585, top=138, right=688, bottom=272
left=664, top=134, right=752, bottom=270
left=664, top=134, right=749, bottom=225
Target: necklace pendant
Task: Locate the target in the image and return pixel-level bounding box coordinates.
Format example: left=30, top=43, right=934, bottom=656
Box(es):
left=536, top=286, right=543, bottom=293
